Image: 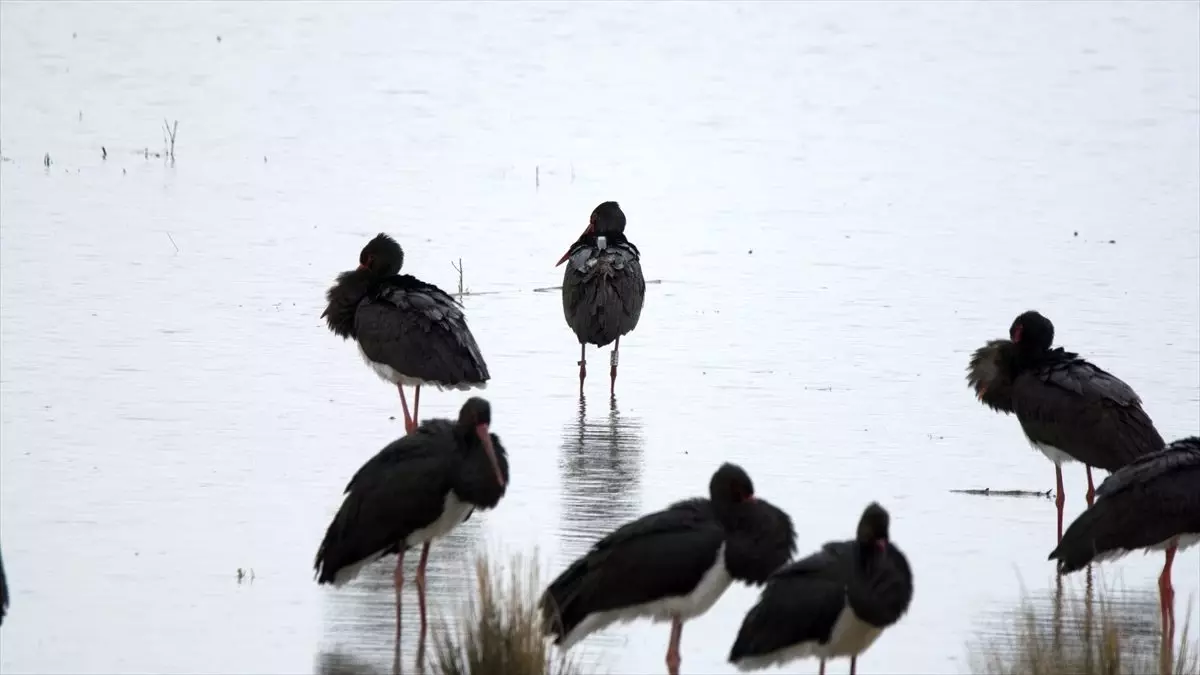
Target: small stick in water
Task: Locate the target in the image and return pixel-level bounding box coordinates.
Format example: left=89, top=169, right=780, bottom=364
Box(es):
left=950, top=488, right=1054, bottom=499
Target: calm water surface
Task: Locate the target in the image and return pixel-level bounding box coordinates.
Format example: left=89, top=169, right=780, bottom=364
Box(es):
left=1, top=2, right=1198, bottom=674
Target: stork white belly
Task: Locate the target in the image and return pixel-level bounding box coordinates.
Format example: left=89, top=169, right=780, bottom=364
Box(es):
left=558, top=543, right=733, bottom=651
left=1029, top=439, right=1076, bottom=466
left=407, top=492, right=474, bottom=546
left=1093, top=533, right=1200, bottom=565
left=731, top=601, right=883, bottom=672
left=358, top=344, right=486, bottom=392
left=329, top=492, right=474, bottom=587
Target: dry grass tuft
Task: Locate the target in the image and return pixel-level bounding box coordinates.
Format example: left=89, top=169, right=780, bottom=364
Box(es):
left=970, top=583, right=1198, bottom=675
left=432, top=552, right=583, bottom=675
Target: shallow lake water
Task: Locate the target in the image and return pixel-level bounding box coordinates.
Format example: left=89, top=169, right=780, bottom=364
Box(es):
left=1, top=2, right=1198, bottom=674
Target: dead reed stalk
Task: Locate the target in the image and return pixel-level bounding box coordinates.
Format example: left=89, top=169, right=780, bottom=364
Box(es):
left=970, top=582, right=1198, bottom=675
left=431, top=552, right=583, bottom=675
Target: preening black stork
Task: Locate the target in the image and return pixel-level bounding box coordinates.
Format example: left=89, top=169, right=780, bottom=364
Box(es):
left=967, top=310, right=1165, bottom=542
left=539, top=463, right=795, bottom=675
left=0, top=542, right=8, bottom=627
left=323, top=233, right=490, bottom=433
left=314, top=397, right=508, bottom=665
left=1049, top=436, right=1200, bottom=641
left=555, top=201, right=646, bottom=397
left=728, top=503, right=913, bottom=675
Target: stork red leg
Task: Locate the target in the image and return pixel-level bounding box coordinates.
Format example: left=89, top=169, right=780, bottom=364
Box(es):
left=1160, top=542, right=1177, bottom=640
left=416, top=541, right=431, bottom=667
left=610, top=337, right=620, bottom=397
left=818, top=659, right=826, bottom=675
left=397, top=385, right=416, bottom=434
left=850, top=655, right=858, bottom=675
left=1055, top=465, right=1066, bottom=543
left=578, top=344, right=587, bottom=395
left=665, top=616, right=682, bottom=675
left=412, top=385, right=421, bottom=432
left=1085, top=466, right=1096, bottom=506
left=393, top=552, right=405, bottom=674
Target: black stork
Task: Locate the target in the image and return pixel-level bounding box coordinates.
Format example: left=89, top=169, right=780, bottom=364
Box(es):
left=314, top=397, right=508, bottom=665
left=323, top=233, right=490, bottom=433
left=539, top=462, right=795, bottom=675
left=555, top=201, right=646, bottom=397
left=0, top=542, right=7, bottom=627
left=1049, top=436, right=1200, bottom=641
left=728, top=503, right=913, bottom=675
left=967, top=310, right=1165, bottom=542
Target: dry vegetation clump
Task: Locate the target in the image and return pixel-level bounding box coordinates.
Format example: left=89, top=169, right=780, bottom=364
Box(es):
left=432, top=552, right=584, bottom=675
left=970, top=583, right=1198, bottom=675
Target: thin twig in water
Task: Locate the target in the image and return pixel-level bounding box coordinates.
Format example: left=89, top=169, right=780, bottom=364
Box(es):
left=162, top=119, right=178, bottom=162
left=950, top=488, right=1054, bottom=499
left=450, top=258, right=469, bottom=299
left=165, top=232, right=180, bottom=254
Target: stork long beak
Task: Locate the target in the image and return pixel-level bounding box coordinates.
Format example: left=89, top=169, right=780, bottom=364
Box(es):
left=555, top=223, right=594, bottom=267
left=876, top=538, right=888, bottom=552
left=976, top=385, right=987, bottom=402
left=476, top=423, right=506, bottom=488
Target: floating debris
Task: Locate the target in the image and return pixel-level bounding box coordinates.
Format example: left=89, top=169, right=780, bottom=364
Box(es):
left=951, top=487, right=1054, bottom=499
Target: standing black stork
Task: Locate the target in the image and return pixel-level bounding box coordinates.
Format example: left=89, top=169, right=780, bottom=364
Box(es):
left=728, top=503, right=913, bottom=675
left=323, top=233, right=490, bottom=433
left=966, top=310, right=1165, bottom=543
left=314, top=397, right=508, bottom=667
left=555, top=201, right=646, bottom=397
left=1049, top=436, right=1200, bottom=641
left=539, top=462, right=795, bottom=675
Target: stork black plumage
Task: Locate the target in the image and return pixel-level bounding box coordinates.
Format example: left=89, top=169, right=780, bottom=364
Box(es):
left=555, top=201, right=646, bottom=397
left=0, top=542, right=8, bottom=627
left=729, top=503, right=913, bottom=675
left=1049, top=436, right=1200, bottom=640
left=539, top=463, right=795, bottom=675
left=314, top=397, right=508, bottom=664
left=323, top=233, right=490, bottom=433
left=967, top=310, right=1165, bottom=542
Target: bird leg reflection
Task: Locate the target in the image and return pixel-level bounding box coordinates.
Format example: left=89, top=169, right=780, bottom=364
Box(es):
left=1160, top=542, right=1177, bottom=643
left=666, top=616, right=682, bottom=675
left=578, top=344, right=587, bottom=395
left=1055, top=465, right=1066, bottom=543
left=398, top=385, right=416, bottom=434
left=416, top=541, right=431, bottom=669
left=610, top=337, right=620, bottom=397
left=394, top=552, right=405, bottom=675
left=1085, top=466, right=1096, bottom=506
left=1053, top=570, right=1064, bottom=652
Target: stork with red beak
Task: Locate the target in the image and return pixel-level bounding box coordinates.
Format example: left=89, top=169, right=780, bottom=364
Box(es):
left=728, top=503, right=912, bottom=675
left=315, top=397, right=509, bottom=671
left=322, top=233, right=490, bottom=433
left=966, top=310, right=1165, bottom=543
left=555, top=201, right=646, bottom=397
